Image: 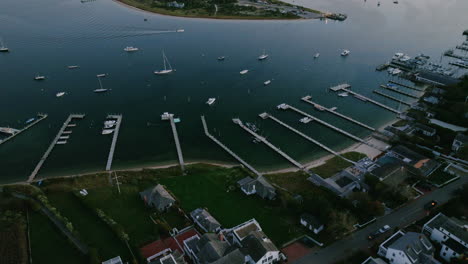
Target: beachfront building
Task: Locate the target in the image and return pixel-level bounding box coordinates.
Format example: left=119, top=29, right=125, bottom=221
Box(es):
left=190, top=208, right=222, bottom=233
left=237, top=176, right=276, bottom=200
left=140, top=184, right=176, bottom=212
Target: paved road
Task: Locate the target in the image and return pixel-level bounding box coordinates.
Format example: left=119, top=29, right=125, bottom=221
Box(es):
left=294, top=176, right=468, bottom=264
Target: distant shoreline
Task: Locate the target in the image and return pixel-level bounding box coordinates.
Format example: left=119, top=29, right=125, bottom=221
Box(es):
left=113, top=0, right=322, bottom=21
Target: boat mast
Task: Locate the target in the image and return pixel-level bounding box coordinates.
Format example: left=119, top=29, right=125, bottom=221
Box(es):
left=98, top=77, right=103, bottom=89
left=162, top=51, right=167, bottom=71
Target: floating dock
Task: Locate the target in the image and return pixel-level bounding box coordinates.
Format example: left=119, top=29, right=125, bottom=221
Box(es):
left=373, top=90, right=412, bottom=106
left=232, top=118, right=303, bottom=169
left=444, top=50, right=468, bottom=61
left=28, top=114, right=85, bottom=183
left=329, top=85, right=401, bottom=114
left=301, top=96, right=375, bottom=131
left=388, top=80, right=424, bottom=92
left=456, top=45, right=468, bottom=52
left=329, top=83, right=351, bottom=92
left=259, top=112, right=356, bottom=165
left=449, top=61, right=468, bottom=69
left=201, top=116, right=262, bottom=177
left=278, top=104, right=386, bottom=151
left=380, top=85, right=419, bottom=99
left=0, top=113, right=48, bottom=146
left=162, top=112, right=185, bottom=171
left=105, top=114, right=122, bottom=171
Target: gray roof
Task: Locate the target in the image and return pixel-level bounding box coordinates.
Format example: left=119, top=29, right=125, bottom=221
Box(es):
left=300, top=213, right=323, bottom=229
left=237, top=176, right=255, bottom=186
left=140, top=184, right=176, bottom=211
left=415, top=123, right=436, bottom=134
left=102, top=256, right=123, bottom=264
left=387, top=232, right=434, bottom=263
left=425, top=213, right=468, bottom=243
left=197, top=234, right=233, bottom=264
left=362, top=257, right=387, bottom=264
left=210, top=249, right=245, bottom=264
left=241, top=231, right=278, bottom=262
left=255, top=176, right=276, bottom=200
left=191, top=208, right=221, bottom=233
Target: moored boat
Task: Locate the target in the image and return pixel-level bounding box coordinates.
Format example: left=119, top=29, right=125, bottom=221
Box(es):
left=240, top=69, right=249, bottom=75
left=206, top=98, right=216, bottom=105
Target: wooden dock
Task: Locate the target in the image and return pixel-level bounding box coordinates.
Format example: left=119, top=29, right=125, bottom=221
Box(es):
left=259, top=113, right=356, bottom=165
left=329, top=86, right=401, bottom=114
left=28, top=114, right=85, bottom=183
left=201, top=116, right=262, bottom=177
left=373, top=90, right=412, bottom=106
left=380, top=85, right=420, bottom=99
left=232, top=118, right=304, bottom=169
left=329, top=83, right=351, bottom=92
left=388, top=80, right=424, bottom=92
left=162, top=113, right=185, bottom=171
left=279, top=104, right=386, bottom=151
left=105, top=114, right=122, bottom=171
left=0, top=113, right=48, bottom=146
left=301, top=96, right=375, bottom=131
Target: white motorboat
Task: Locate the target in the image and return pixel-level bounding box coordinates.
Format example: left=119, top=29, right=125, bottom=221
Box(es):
left=240, top=70, right=249, bottom=75
left=104, top=120, right=117, bottom=126
left=314, top=53, right=320, bottom=58
left=0, top=38, right=9, bottom=52
left=176, top=29, right=185, bottom=32
left=258, top=49, right=269, bottom=60
left=217, top=56, right=225, bottom=61
left=34, top=75, right=45, bottom=80
left=338, top=92, right=349, bottom=97
left=299, top=117, right=312, bottom=124
left=392, top=52, right=404, bottom=60
left=341, top=49, right=350, bottom=56
left=264, top=80, right=271, bottom=85
left=206, top=98, right=216, bottom=105
left=68, top=65, right=79, bottom=69
left=56, top=92, right=66, bottom=97
left=102, top=129, right=114, bottom=135
left=96, top=73, right=107, bottom=78
left=392, top=68, right=402, bottom=75
left=154, top=51, right=174, bottom=75
left=56, top=140, right=67, bottom=145
left=124, top=46, right=139, bottom=52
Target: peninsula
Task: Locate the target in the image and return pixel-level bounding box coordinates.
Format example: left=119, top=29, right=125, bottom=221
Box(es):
left=116, top=0, right=322, bottom=20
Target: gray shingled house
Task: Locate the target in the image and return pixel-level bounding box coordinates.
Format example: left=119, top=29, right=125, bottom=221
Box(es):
left=191, top=208, right=222, bottom=233
left=237, top=176, right=276, bottom=200
left=140, top=184, right=176, bottom=212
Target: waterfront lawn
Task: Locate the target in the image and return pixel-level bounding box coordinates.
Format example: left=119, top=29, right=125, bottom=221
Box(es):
left=158, top=167, right=303, bottom=245
left=46, top=192, right=131, bottom=261
left=30, top=211, right=86, bottom=264
left=309, top=152, right=366, bottom=178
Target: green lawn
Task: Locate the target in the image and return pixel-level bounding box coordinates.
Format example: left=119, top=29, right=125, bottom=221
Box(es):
left=310, top=152, right=366, bottom=178
left=159, top=167, right=303, bottom=245
left=47, top=192, right=131, bottom=261
left=428, top=168, right=458, bottom=186
left=30, top=211, right=86, bottom=264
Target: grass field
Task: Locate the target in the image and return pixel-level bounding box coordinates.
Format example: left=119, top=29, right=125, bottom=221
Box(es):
left=47, top=192, right=131, bottom=261
left=30, top=211, right=86, bottom=264
left=310, top=152, right=366, bottom=178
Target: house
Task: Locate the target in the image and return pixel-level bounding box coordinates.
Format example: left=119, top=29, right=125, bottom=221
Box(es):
left=452, top=133, right=468, bottom=152
left=241, top=230, right=280, bottom=264
left=361, top=257, right=387, bottom=264
left=191, top=208, right=221, bottom=233
left=389, top=145, right=440, bottom=177
left=140, top=184, right=176, bottom=212
left=237, top=176, right=276, bottom=200
left=300, top=213, right=324, bottom=234
left=102, top=256, right=123, bottom=264
left=422, top=213, right=468, bottom=262
left=192, top=233, right=244, bottom=264
left=377, top=231, right=440, bottom=264
left=414, top=123, right=436, bottom=137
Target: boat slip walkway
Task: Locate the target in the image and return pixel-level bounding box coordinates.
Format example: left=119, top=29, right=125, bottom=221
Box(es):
left=0, top=113, right=48, bottom=146
left=162, top=113, right=185, bottom=171
left=105, top=114, right=122, bottom=171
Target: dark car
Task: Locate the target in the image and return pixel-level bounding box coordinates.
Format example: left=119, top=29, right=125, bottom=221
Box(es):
left=424, top=200, right=438, bottom=210
left=368, top=225, right=391, bottom=240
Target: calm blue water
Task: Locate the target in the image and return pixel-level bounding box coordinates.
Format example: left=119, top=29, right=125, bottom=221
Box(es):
left=1, top=0, right=467, bottom=183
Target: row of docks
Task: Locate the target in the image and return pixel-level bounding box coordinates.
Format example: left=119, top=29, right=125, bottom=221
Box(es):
left=201, top=116, right=262, bottom=177
left=301, top=96, right=376, bottom=132
left=388, top=80, right=424, bottom=92
left=162, top=112, right=185, bottom=171
left=0, top=113, right=48, bottom=146
left=444, top=50, right=468, bottom=61
left=372, top=90, right=412, bottom=106
left=379, top=84, right=420, bottom=99
left=105, top=115, right=123, bottom=171
left=329, top=83, right=402, bottom=114
left=277, top=103, right=386, bottom=151
left=28, top=114, right=86, bottom=183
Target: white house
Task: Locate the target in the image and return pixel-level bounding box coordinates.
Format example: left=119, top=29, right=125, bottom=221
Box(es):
left=377, top=231, right=440, bottom=264
left=422, top=213, right=468, bottom=262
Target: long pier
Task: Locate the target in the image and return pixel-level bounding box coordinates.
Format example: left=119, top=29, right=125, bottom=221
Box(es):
left=301, top=96, right=375, bottom=131
left=278, top=104, right=386, bottom=151
left=201, top=116, right=262, bottom=177
left=330, top=86, right=401, bottom=114
left=373, top=90, right=412, bottom=106
left=0, top=113, right=48, bottom=146
left=449, top=61, right=468, bottom=69
left=28, top=114, right=85, bottom=183
left=380, top=85, right=419, bottom=99
left=105, top=115, right=122, bottom=171
left=388, top=80, right=424, bottom=92
left=162, top=113, right=185, bottom=171
left=232, top=118, right=303, bottom=169
left=444, top=50, right=468, bottom=61
left=259, top=113, right=355, bottom=165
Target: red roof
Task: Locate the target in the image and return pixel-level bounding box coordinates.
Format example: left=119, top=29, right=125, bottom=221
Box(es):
left=140, top=228, right=200, bottom=261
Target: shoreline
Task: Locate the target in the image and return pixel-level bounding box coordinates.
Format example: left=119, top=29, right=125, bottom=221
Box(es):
left=113, top=0, right=322, bottom=21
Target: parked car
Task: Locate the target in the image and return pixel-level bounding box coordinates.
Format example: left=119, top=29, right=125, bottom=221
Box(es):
left=368, top=225, right=391, bottom=240
left=424, top=200, right=438, bottom=210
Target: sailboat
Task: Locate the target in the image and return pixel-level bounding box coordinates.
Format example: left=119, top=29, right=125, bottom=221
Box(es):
left=154, top=51, right=174, bottom=75
left=0, top=38, right=9, bottom=52
left=93, top=77, right=109, bottom=93
left=258, top=49, right=269, bottom=60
